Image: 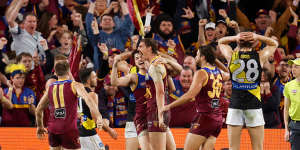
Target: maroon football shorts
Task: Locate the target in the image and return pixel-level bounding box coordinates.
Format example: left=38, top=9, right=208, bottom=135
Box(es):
left=189, top=112, right=223, bottom=138
left=147, top=109, right=170, bottom=132
left=134, top=113, right=148, bottom=135
left=48, top=130, right=80, bottom=149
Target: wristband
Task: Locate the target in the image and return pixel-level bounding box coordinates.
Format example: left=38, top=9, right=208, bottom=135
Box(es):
left=168, top=48, right=175, bottom=55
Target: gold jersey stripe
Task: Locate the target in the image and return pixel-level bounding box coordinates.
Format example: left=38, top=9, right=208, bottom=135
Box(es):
left=59, top=84, right=65, bottom=108
left=53, top=85, right=59, bottom=108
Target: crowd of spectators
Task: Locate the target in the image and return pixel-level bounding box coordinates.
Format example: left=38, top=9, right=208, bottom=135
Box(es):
left=0, top=0, right=299, bottom=129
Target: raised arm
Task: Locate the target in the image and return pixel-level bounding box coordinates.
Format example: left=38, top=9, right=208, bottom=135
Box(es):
left=111, top=55, right=132, bottom=87
left=5, top=0, right=24, bottom=28
left=218, top=36, right=238, bottom=63
left=256, top=34, right=278, bottom=66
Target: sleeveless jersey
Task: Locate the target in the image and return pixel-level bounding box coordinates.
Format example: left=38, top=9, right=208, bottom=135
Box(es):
left=48, top=80, right=78, bottom=134
left=131, top=71, right=147, bottom=118
left=145, top=57, right=168, bottom=113
left=195, top=67, right=223, bottom=114
left=229, top=50, right=262, bottom=109
left=77, top=87, right=97, bottom=137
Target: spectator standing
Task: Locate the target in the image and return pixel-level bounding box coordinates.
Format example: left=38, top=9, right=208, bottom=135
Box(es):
left=85, top=0, right=133, bottom=70
left=6, top=0, right=47, bottom=58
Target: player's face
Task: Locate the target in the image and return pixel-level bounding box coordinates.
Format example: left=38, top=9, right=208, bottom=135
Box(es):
left=138, top=42, right=150, bottom=61
left=89, top=71, right=97, bottom=88
left=292, top=64, right=300, bottom=78
left=134, top=53, right=145, bottom=69
left=183, top=56, right=196, bottom=71
left=179, top=69, right=193, bottom=89
left=11, top=74, right=25, bottom=88
left=20, top=56, right=33, bottom=71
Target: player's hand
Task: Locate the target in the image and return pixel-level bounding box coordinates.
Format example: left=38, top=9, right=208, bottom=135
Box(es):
left=37, top=127, right=48, bottom=139
left=158, top=119, right=167, bottom=130
left=96, top=118, right=103, bottom=130
left=284, top=129, right=290, bottom=141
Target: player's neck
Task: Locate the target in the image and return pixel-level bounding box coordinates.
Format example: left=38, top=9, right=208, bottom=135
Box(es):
left=148, top=54, right=159, bottom=63
left=201, top=62, right=213, bottom=68
left=57, top=75, right=69, bottom=81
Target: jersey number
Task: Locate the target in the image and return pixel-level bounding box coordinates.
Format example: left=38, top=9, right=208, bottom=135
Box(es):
left=208, top=74, right=222, bottom=99
left=53, top=85, right=66, bottom=118
left=232, top=59, right=259, bottom=82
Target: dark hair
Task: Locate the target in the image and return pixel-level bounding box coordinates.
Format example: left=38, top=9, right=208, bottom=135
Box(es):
left=182, top=66, right=194, bottom=75
left=23, top=12, right=37, bottom=21
left=79, top=68, right=94, bottom=84
left=154, top=14, right=174, bottom=33
left=16, top=52, right=32, bottom=63
left=74, top=5, right=88, bottom=20
left=199, top=45, right=216, bottom=65
left=54, top=54, right=68, bottom=62
left=140, top=38, right=158, bottom=54
left=100, top=14, right=114, bottom=22
left=37, top=12, right=56, bottom=38
left=239, top=40, right=254, bottom=48
left=54, top=61, right=70, bottom=76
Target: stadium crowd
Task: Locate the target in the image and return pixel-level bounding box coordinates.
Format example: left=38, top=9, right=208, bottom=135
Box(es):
left=0, top=0, right=300, bottom=149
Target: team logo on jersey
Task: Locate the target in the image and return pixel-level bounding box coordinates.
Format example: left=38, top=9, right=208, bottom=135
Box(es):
left=292, top=89, right=297, bottom=94
left=192, top=123, right=200, bottom=129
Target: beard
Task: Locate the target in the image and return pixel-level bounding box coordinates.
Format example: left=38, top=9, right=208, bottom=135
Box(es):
left=158, top=29, right=175, bottom=40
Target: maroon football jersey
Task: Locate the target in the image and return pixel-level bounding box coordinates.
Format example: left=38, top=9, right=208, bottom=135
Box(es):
left=195, top=67, right=223, bottom=114
left=145, top=59, right=169, bottom=113
left=47, top=80, right=78, bottom=134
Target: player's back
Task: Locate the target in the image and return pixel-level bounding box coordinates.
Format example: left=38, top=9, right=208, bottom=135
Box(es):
left=47, top=80, right=78, bottom=134
left=195, top=67, right=222, bottom=114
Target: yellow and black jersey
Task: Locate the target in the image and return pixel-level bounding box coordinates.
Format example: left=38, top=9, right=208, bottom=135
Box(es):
left=229, top=50, right=262, bottom=109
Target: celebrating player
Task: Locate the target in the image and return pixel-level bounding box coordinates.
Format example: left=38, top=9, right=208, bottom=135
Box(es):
left=36, top=61, right=103, bottom=150
left=138, top=38, right=176, bottom=150
left=162, top=45, right=225, bottom=150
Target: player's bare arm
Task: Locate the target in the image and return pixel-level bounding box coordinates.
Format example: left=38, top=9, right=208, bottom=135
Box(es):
left=284, top=97, right=291, bottom=141
left=256, top=34, right=278, bottom=67
left=149, top=64, right=166, bottom=128
left=111, top=55, right=135, bottom=87
left=73, top=82, right=103, bottom=129
left=36, top=89, right=49, bottom=139
left=167, top=76, right=176, bottom=93
left=218, top=35, right=238, bottom=63
left=163, top=69, right=208, bottom=111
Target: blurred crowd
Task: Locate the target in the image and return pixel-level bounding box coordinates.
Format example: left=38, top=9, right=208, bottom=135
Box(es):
left=0, top=0, right=299, bottom=129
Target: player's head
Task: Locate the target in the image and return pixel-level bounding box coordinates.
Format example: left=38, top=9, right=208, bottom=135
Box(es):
left=138, top=38, right=158, bottom=61
left=179, top=66, right=194, bottom=90
left=133, top=51, right=145, bottom=70
left=16, top=52, right=32, bottom=71
left=54, top=54, right=68, bottom=65
left=79, top=68, right=97, bottom=88
left=238, top=32, right=256, bottom=49
left=196, top=45, right=216, bottom=66
left=54, top=60, right=70, bottom=77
